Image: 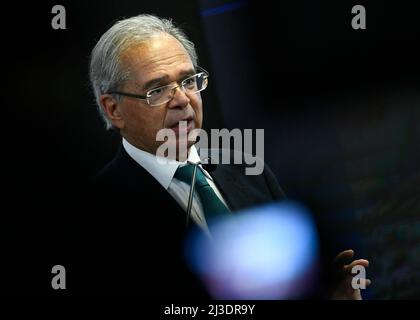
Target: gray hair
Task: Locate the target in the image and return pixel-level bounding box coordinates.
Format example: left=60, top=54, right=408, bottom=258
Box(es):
left=89, top=14, right=198, bottom=130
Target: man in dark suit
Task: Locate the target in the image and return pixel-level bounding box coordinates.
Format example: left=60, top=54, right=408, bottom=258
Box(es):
left=85, top=145, right=284, bottom=298
left=84, top=14, right=370, bottom=299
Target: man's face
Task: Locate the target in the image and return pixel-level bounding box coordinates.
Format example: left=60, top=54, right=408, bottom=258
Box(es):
left=103, top=34, right=203, bottom=156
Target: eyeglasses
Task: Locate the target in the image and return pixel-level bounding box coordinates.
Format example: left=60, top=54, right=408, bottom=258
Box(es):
left=107, top=68, right=209, bottom=107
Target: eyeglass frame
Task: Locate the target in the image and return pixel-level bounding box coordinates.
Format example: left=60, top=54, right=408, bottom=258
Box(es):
left=106, top=67, right=209, bottom=107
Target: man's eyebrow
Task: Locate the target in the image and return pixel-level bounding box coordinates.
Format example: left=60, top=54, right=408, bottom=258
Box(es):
left=178, top=69, right=196, bottom=78
left=142, top=69, right=196, bottom=91
left=142, top=75, right=170, bottom=91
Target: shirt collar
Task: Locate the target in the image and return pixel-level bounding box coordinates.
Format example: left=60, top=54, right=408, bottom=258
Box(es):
left=122, top=138, right=202, bottom=190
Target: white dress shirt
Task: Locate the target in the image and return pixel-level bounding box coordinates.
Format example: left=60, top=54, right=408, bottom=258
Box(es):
left=122, top=138, right=229, bottom=234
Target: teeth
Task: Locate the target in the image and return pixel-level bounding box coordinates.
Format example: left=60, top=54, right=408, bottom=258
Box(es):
left=170, top=119, right=192, bottom=128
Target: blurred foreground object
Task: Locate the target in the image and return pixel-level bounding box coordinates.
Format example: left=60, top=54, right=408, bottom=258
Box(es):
left=184, top=201, right=320, bottom=299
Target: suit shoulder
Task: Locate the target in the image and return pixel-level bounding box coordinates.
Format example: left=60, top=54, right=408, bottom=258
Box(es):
left=204, top=148, right=286, bottom=200
left=203, top=148, right=265, bottom=174
left=90, top=152, right=128, bottom=190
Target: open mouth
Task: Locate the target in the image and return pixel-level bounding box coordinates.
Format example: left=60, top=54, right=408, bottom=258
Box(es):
left=170, top=118, right=194, bottom=135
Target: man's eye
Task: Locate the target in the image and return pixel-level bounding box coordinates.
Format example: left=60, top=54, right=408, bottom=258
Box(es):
left=149, top=88, right=164, bottom=96
left=184, top=78, right=196, bottom=87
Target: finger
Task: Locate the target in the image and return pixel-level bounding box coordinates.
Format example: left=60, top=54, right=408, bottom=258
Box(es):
left=352, top=278, right=371, bottom=289
left=344, top=259, right=369, bottom=272
left=334, top=249, right=354, bottom=266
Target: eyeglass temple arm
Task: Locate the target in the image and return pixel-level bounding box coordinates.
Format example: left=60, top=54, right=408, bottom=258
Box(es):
left=107, top=91, right=147, bottom=100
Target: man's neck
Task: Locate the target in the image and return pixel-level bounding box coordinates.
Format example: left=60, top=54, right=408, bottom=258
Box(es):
left=122, top=136, right=192, bottom=163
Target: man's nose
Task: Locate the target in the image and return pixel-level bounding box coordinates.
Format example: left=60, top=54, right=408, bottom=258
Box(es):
left=167, top=86, right=190, bottom=109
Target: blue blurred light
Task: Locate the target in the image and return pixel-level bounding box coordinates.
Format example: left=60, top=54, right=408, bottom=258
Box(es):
left=184, top=201, right=320, bottom=299
left=200, top=0, right=249, bottom=17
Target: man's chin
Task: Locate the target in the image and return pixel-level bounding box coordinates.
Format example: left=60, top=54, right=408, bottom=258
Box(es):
left=176, top=139, right=196, bottom=161
left=155, top=138, right=196, bottom=162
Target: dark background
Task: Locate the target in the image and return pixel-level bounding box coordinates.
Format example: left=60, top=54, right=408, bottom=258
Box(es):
left=3, top=0, right=419, bottom=298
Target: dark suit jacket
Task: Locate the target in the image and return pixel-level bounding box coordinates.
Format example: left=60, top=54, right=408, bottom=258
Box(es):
left=72, top=145, right=285, bottom=298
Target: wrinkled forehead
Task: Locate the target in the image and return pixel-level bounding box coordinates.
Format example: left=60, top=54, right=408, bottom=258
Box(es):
left=120, top=34, right=194, bottom=85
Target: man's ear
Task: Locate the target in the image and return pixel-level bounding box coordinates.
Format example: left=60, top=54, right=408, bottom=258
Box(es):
left=99, top=94, right=125, bottom=129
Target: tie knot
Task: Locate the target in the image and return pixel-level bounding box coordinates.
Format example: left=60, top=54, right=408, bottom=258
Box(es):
left=175, top=164, right=208, bottom=188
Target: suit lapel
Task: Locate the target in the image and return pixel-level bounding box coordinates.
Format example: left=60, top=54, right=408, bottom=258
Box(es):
left=210, top=164, right=257, bottom=212
left=114, top=146, right=188, bottom=232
